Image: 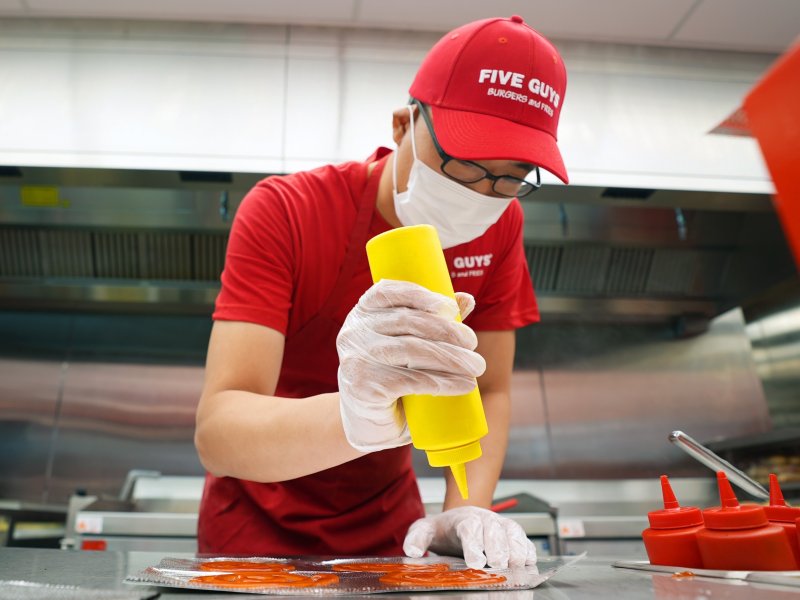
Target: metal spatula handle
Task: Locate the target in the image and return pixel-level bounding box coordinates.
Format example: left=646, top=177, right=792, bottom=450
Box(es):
left=669, top=430, right=769, bottom=500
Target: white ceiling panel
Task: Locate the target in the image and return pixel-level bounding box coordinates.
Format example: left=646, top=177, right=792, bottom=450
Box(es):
left=355, top=0, right=526, bottom=31
left=519, top=0, right=699, bottom=42
left=355, top=0, right=697, bottom=42
left=24, top=0, right=357, bottom=24
left=672, top=0, right=800, bottom=52
left=3, top=0, right=796, bottom=53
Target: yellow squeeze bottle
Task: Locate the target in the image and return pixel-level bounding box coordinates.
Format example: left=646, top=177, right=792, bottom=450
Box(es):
left=365, top=224, right=488, bottom=499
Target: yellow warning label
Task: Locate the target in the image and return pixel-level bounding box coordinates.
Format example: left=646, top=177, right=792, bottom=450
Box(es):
left=21, top=186, right=62, bottom=207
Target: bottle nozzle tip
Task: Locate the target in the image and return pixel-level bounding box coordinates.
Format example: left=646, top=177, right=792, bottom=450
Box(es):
left=660, top=475, right=680, bottom=509
left=717, top=472, right=740, bottom=508
left=769, top=473, right=786, bottom=506
left=451, top=463, right=469, bottom=500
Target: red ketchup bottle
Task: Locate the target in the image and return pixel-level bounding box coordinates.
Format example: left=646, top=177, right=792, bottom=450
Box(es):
left=642, top=475, right=705, bottom=568
left=797, top=517, right=800, bottom=560
left=764, top=473, right=800, bottom=569
left=697, top=472, right=796, bottom=571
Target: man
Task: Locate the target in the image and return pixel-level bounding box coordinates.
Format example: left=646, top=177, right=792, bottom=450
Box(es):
left=195, top=15, right=568, bottom=569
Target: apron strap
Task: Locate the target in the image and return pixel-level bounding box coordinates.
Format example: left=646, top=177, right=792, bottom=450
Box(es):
left=317, top=155, right=389, bottom=320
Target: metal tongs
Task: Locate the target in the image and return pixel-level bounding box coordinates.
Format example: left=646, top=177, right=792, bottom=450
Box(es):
left=669, top=430, right=769, bottom=500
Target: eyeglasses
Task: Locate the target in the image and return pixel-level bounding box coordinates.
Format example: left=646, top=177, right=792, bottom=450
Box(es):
left=412, top=99, right=541, bottom=198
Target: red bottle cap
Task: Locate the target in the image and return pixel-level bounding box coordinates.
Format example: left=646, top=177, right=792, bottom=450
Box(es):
left=647, top=475, right=703, bottom=529
left=764, top=473, right=800, bottom=523
left=703, top=472, right=769, bottom=530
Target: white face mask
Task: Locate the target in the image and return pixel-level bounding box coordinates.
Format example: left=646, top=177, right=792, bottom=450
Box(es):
left=392, top=106, right=514, bottom=249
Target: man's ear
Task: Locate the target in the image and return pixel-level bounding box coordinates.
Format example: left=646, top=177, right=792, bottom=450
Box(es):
left=391, top=104, right=417, bottom=145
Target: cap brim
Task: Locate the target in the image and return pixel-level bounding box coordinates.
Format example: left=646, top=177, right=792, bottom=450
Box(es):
left=430, top=106, right=569, bottom=184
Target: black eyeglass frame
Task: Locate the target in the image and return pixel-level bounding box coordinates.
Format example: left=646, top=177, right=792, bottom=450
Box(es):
left=411, top=98, right=541, bottom=198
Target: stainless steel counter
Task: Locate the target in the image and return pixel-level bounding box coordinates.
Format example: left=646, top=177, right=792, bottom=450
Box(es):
left=2, top=548, right=800, bottom=599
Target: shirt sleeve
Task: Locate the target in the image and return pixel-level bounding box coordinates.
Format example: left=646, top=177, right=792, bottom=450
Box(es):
left=212, top=180, right=295, bottom=335
left=467, top=203, right=540, bottom=331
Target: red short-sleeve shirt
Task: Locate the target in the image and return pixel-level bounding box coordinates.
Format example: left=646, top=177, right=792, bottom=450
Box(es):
left=214, top=149, right=539, bottom=334
left=199, top=149, right=539, bottom=557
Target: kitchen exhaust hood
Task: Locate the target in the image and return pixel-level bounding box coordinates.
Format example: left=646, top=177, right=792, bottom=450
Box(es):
left=0, top=166, right=796, bottom=329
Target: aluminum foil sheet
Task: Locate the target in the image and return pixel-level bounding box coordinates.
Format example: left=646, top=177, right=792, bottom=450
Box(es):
left=126, top=555, right=583, bottom=595
left=0, top=580, right=157, bottom=600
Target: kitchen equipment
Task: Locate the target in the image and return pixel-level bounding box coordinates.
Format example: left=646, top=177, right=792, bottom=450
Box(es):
left=669, top=430, right=769, bottom=499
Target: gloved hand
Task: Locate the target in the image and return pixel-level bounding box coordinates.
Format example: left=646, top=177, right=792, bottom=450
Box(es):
left=337, top=279, right=484, bottom=452
left=403, top=506, right=537, bottom=569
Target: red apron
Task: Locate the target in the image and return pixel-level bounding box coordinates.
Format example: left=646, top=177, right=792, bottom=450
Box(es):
left=198, top=155, right=424, bottom=556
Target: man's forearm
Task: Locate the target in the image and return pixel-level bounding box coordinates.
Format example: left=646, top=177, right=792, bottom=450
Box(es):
left=195, top=390, right=363, bottom=482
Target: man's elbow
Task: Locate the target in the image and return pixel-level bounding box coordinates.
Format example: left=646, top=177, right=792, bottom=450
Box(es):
left=194, top=398, right=232, bottom=478
left=194, top=420, right=224, bottom=477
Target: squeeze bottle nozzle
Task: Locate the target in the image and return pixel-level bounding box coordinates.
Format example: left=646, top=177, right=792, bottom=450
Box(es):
left=451, top=463, right=468, bottom=500
left=770, top=473, right=787, bottom=506
left=365, top=225, right=489, bottom=500
left=660, top=475, right=680, bottom=510
left=717, top=471, right=741, bottom=508
left=765, top=472, right=800, bottom=522
left=646, top=475, right=703, bottom=529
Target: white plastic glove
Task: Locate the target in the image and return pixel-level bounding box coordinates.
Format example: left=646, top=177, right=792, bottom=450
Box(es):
left=337, top=279, right=484, bottom=453
left=403, top=506, right=538, bottom=569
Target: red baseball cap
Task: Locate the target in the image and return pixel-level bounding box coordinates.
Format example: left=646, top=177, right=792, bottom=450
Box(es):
left=409, top=15, right=569, bottom=184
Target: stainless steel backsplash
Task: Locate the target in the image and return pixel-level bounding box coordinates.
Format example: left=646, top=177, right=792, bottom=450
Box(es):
left=745, top=296, right=800, bottom=429
left=0, top=308, right=770, bottom=505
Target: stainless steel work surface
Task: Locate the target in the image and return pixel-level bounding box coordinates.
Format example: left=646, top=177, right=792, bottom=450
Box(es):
left=2, top=548, right=800, bottom=599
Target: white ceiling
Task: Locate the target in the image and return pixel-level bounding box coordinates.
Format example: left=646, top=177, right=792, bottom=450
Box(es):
left=0, top=0, right=798, bottom=53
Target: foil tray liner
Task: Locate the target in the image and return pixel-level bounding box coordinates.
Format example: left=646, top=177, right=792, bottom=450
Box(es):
left=126, top=554, right=583, bottom=595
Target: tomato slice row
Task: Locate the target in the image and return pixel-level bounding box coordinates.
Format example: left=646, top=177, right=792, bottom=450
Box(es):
left=189, top=560, right=506, bottom=589
left=190, top=571, right=339, bottom=589
left=331, top=562, right=449, bottom=573
left=198, top=560, right=295, bottom=572
left=379, top=568, right=507, bottom=586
